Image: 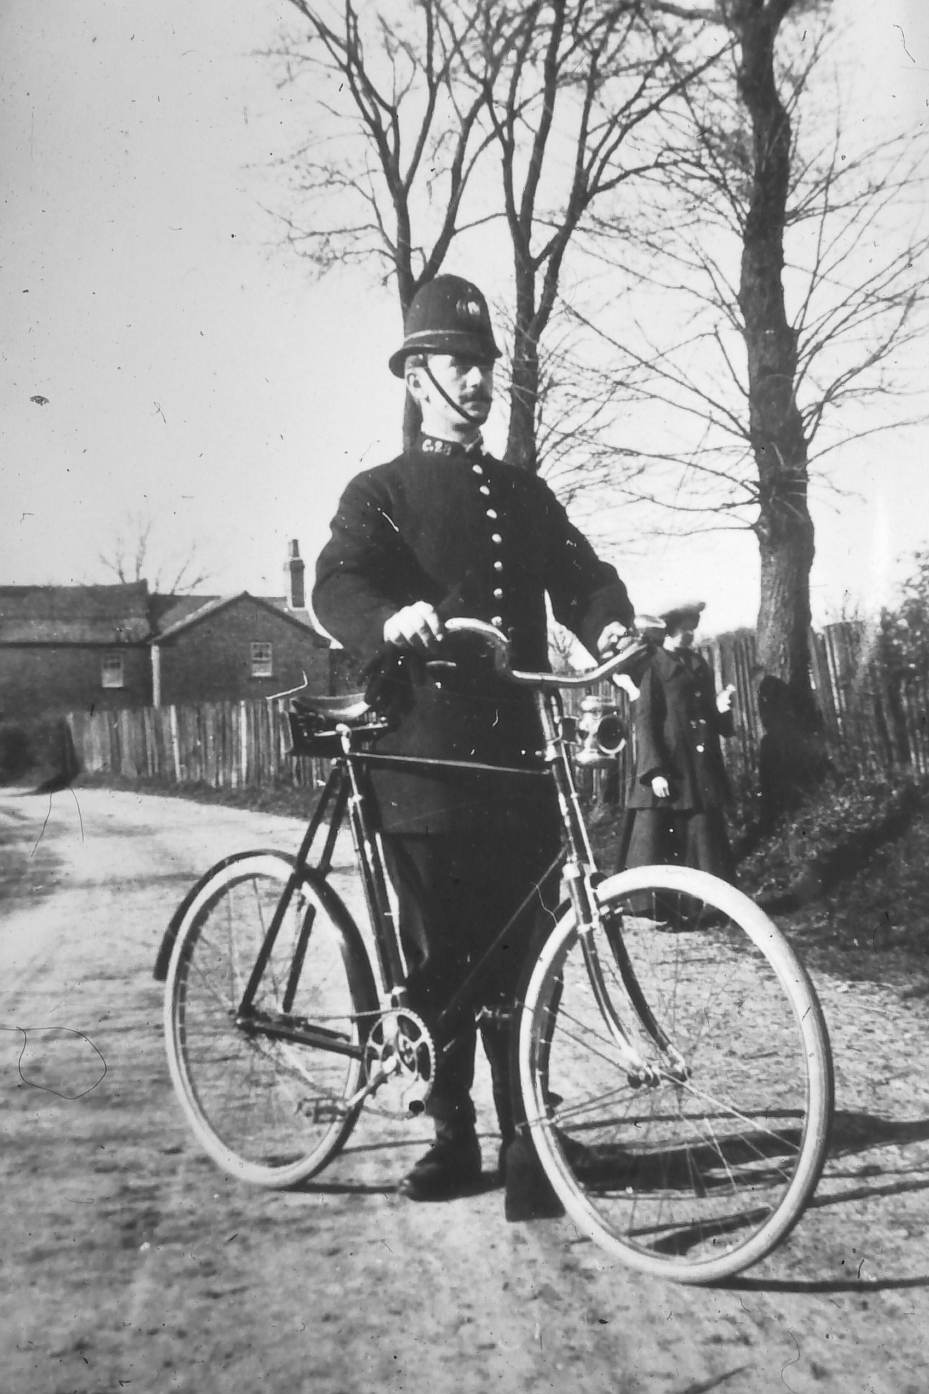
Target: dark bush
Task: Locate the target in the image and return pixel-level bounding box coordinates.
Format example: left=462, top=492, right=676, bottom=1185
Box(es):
left=0, top=717, right=80, bottom=789
left=737, top=770, right=923, bottom=907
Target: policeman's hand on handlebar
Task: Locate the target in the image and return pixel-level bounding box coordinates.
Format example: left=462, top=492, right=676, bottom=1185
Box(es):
left=383, top=601, right=444, bottom=651
left=595, top=621, right=633, bottom=656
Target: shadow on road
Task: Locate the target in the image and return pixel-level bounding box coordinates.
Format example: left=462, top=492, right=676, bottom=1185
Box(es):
left=724, top=1272, right=929, bottom=1294
left=827, top=1108, right=929, bottom=1154
left=294, top=1131, right=505, bottom=1197
left=711, top=1109, right=929, bottom=1293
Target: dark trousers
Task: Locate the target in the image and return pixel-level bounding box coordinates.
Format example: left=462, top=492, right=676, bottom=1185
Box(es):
left=623, top=806, right=734, bottom=882
left=381, top=818, right=561, bottom=1135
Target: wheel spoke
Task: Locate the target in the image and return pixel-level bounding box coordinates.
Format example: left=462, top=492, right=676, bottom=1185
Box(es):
left=164, top=855, right=374, bottom=1187
left=519, top=868, right=833, bottom=1282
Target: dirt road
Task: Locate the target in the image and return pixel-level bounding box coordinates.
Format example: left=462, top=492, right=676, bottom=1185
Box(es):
left=2, top=785, right=928, bottom=1394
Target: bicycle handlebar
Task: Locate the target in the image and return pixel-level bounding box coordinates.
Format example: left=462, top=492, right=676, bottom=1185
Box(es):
left=442, top=617, right=659, bottom=690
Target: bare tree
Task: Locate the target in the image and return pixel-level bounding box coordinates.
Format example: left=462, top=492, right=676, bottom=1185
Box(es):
left=277, top=1, right=500, bottom=302
left=268, top=0, right=929, bottom=722
left=274, top=0, right=508, bottom=443
left=559, top=0, right=929, bottom=711
left=272, top=0, right=726, bottom=460
left=467, top=0, right=728, bottom=470
left=98, top=513, right=212, bottom=595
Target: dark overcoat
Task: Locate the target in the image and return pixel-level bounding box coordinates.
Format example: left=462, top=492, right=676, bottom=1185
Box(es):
left=625, top=647, right=733, bottom=812
left=312, top=437, right=634, bottom=834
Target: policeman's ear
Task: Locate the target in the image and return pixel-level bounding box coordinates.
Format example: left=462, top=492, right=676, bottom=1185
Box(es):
left=404, top=356, right=428, bottom=402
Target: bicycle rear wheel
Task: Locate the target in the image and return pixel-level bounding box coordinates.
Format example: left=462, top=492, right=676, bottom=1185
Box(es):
left=164, top=851, right=377, bottom=1187
left=517, top=866, right=833, bottom=1283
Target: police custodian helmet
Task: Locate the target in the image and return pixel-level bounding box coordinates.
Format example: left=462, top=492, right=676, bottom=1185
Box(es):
left=388, top=274, right=502, bottom=377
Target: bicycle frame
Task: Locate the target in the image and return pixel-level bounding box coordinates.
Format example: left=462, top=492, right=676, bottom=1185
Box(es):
left=237, top=688, right=574, bottom=1026
left=235, top=630, right=665, bottom=1086
left=159, top=618, right=834, bottom=1281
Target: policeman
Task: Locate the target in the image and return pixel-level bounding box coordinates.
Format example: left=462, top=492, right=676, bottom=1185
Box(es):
left=313, top=274, right=635, bottom=1207
left=622, top=600, right=736, bottom=884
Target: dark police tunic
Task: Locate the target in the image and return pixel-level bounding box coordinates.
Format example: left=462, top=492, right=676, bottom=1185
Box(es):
left=313, top=436, right=634, bottom=834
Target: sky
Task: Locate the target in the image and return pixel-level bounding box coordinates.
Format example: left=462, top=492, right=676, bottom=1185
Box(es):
left=3, top=0, right=929, bottom=637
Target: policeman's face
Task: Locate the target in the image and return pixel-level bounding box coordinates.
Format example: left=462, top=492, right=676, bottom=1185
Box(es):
left=409, top=353, right=495, bottom=437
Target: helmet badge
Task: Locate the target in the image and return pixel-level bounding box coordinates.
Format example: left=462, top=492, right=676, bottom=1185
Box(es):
left=457, top=297, right=483, bottom=323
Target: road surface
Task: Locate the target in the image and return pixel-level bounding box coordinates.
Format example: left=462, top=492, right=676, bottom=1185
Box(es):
left=2, top=785, right=928, bottom=1393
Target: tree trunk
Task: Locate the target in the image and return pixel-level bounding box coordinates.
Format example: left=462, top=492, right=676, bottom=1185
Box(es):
left=505, top=343, right=540, bottom=471
left=398, top=270, right=422, bottom=452
left=732, top=0, right=816, bottom=721
left=756, top=499, right=815, bottom=717
left=505, top=267, right=541, bottom=472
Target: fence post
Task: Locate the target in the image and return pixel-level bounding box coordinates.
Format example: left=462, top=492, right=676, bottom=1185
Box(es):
left=169, top=706, right=181, bottom=783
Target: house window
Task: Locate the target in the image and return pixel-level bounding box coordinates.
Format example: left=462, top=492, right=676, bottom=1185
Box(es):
left=250, top=642, right=273, bottom=678
left=101, top=652, right=125, bottom=689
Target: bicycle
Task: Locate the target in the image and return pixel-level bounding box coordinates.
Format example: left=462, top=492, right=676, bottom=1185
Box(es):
left=154, top=618, right=834, bottom=1285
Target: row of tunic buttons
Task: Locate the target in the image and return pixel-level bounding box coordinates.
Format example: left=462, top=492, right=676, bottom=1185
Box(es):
left=473, top=460, right=505, bottom=628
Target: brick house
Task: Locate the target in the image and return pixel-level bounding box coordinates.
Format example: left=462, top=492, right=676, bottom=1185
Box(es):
left=0, top=542, right=331, bottom=718
left=0, top=581, right=153, bottom=716
left=151, top=592, right=330, bottom=707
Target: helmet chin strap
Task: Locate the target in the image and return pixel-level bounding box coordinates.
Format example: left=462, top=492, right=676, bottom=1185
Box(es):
left=422, top=360, right=486, bottom=431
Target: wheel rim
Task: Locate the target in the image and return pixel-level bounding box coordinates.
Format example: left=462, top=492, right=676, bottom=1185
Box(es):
left=167, top=858, right=366, bottom=1184
left=520, top=868, right=832, bottom=1281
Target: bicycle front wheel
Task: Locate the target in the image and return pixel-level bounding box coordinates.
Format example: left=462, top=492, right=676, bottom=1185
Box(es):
left=164, top=851, right=377, bottom=1187
left=517, top=865, right=834, bottom=1283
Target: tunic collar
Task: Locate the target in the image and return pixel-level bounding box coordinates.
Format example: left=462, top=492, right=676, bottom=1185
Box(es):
left=418, top=432, right=484, bottom=459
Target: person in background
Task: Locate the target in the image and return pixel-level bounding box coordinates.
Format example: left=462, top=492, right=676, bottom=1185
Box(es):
left=622, top=600, right=736, bottom=884
left=313, top=274, right=635, bottom=1211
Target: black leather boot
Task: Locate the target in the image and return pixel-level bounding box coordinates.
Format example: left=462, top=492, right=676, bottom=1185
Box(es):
left=502, top=1133, right=565, bottom=1221
left=397, top=1120, right=483, bottom=1202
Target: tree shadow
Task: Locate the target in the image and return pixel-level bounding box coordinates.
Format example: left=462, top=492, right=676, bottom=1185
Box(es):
left=826, top=1108, right=929, bottom=1157
left=725, top=1271, right=929, bottom=1294
left=297, top=1173, right=501, bottom=1197
left=293, top=1130, right=504, bottom=1197
left=716, top=1109, right=929, bottom=1292
left=292, top=1110, right=929, bottom=1245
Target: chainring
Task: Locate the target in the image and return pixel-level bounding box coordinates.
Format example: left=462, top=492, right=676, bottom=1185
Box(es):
left=363, top=1008, right=435, bottom=1116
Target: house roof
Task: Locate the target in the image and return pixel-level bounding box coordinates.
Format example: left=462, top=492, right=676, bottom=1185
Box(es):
left=152, top=591, right=328, bottom=645
left=0, top=582, right=152, bottom=644
left=149, top=592, right=221, bottom=633
left=0, top=582, right=330, bottom=648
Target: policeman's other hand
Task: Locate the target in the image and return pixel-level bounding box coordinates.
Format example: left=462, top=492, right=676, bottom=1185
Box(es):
left=383, top=601, right=444, bottom=651
left=651, top=775, right=671, bottom=799
left=596, top=621, right=631, bottom=655
left=716, top=684, right=736, bottom=713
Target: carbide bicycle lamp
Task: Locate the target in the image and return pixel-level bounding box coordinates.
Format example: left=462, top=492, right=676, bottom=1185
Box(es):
left=574, top=694, right=626, bottom=768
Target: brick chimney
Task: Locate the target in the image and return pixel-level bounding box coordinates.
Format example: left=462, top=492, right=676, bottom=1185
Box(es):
left=284, top=539, right=306, bottom=610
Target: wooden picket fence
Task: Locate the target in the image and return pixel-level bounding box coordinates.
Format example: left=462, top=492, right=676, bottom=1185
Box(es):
left=67, top=698, right=327, bottom=792
left=65, top=621, right=929, bottom=800
left=569, top=620, right=929, bottom=801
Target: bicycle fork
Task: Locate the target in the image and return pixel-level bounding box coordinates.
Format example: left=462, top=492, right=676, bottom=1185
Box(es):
left=537, top=691, right=685, bottom=1089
